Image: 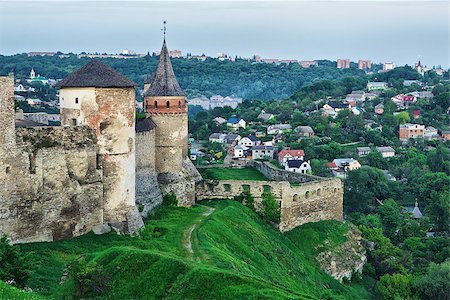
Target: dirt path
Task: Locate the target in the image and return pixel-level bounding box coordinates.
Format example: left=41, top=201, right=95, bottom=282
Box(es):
left=183, top=206, right=215, bottom=255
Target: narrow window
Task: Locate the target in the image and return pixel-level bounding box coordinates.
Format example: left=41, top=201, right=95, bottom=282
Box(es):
left=75, top=97, right=79, bottom=104
left=154, top=101, right=158, bottom=108
left=5, top=166, right=10, bottom=174
left=71, top=118, right=77, bottom=126
left=166, top=101, right=170, bottom=108
left=178, top=101, right=181, bottom=109
left=305, top=191, right=310, bottom=199
left=242, top=184, right=250, bottom=193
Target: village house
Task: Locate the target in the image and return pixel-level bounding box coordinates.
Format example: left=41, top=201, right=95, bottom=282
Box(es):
left=267, top=124, right=292, bottom=135
left=295, top=126, right=315, bottom=138
left=441, top=130, right=450, bottom=141
left=391, top=94, right=417, bottom=108
left=233, top=144, right=248, bottom=158
left=323, top=101, right=351, bottom=112
left=356, top=147, right=371, bottom=157
left=227, top=117, right=246, bottom=130
left=423, top=126, right=439, bottom=140
left=328, top=158, right=361, bottom=178
left=278, top=149, right=305, bottom=165
left=252, top=145, right=275, bottom=160
left=367, top=82, right=388, bottom=91
left=224, top=133, right=241, bottom=145
left=209, top=133, right=227, bottom=144
left=410, top=91, right=433, bottom=99
left=188, top=97, right=210, bottom=110
left=376, top=146, right=395, bottom=158
left=257, top=111, right=275, bottom=122
left=403, top=80, right=422, bottom=87
left=399, top=123, right=425, bottom=142
left=411, top=109, right=421, bottom=119
left=239, top=135, right=261, bottom=147
left=255, top=131, right=266, bottom=138
left=285, top=160, right=312, bottom=174
left=374, top=103, right=384, bottom=115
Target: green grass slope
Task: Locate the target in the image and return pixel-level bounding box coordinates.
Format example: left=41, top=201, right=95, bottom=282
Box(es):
left=0, top=281, right=45, bottom=300
left=16, top=200, right=372, bottom=299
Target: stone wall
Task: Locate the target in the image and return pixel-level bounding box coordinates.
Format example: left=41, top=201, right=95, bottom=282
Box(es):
left=196, top=176, right=343, bottom=232
left=135, top=130, right=163, bottom=216
left=0, top=77, right=16, bottom=152
left=0, top=126, right=104, bottom=243
left=252, top=161, right=320, bottom=183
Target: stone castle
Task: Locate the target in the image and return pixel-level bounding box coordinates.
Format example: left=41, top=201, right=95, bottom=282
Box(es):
left=0, top=39, right=342, bottom=244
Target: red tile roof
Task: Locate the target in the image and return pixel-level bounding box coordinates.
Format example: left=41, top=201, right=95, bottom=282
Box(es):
left=278, top=149, right=305, bottom=158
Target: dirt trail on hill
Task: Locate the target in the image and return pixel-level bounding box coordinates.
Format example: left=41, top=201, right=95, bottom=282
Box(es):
left=183, top=206, right=215, bottom=255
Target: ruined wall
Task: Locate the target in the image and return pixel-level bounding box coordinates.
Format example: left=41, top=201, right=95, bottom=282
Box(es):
left=0, top=126, right=104, bottom=243
left=0, top=77, right=16, bottom=152
left=252, top=161, right=319, bottom=183
left=135, top=130, right=163, bottom=216
left=196, top=177, right=343, bottom=232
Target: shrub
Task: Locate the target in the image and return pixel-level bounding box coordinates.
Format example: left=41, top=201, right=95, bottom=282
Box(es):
left=261, top=192, right=281, bottom=224
left=163, top=192, right=178, bottom=206
left=376, top=273, right=413, bottom=300
left=69, top=257, right=109, bottom=298
left=0, top=235, right=33, bottom=287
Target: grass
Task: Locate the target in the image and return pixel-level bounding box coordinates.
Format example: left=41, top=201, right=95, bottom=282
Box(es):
left=0, top=281, right=45, bottom=300
left=199, top=167, right=269, bottom=181
left=12, top=200, right=374, bottom=299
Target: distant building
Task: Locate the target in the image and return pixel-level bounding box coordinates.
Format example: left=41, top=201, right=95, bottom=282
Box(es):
left=358, top=60, right=372, bottom=70
left=285, top=160, right=311, bottom=174
left=423, top=126, right=439, bottom=140
left=239, top=135, right=261, bottom=147
left=376, top=146, right=395, bottom=158
left=441, top=130, right=450, bottom=141
left=391, top=94, right=417, bottom=108
left=337, top=59, right=350, bottom=69
left=252, top=145, right=275, bottom=160
left=299, top=60, right=318, bottom=68
left=295, top=126, right=314, bottom=139
left=227, top=117, right=246, bottom=130
left=210, top=95, right=243, bottom=110
left=367, top=82, right=388, bottom=91
left=383, top=62, right=395, bottom=71
left=169, top=50, right=182, bottom=58
left=189, top=97, right=210, bottom=110
left=267, top=124, right=292, bottom=135
left=403, top=80, right=422, bottom=87
left=224, top=134, right=241, bottom=145
left=328, top=158, right=361, bottom=178
left=411, top=109, right=421, bottom=119
left=214, top=117, right=227, bottom=125
left=356, top=147, right=371, bottom=157
left=27, top=52, right=56, bottom=57
left=278, top=149, right=305, bottom=165
left=375, top=103, right=384, bottom=115
left=257, top=111, right=275, bottom=122
left=399, top=123, right=425, bottom=142
left=233, top=144, right=248, bottom=158
left=209, top=133, right=227, bottom=144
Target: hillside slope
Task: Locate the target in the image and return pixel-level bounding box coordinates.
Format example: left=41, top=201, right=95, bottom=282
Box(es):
left=15, top=200, right=373, bottom=299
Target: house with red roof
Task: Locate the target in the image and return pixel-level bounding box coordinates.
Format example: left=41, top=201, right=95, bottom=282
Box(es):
left=411, top=109, right=421, bottom=119
left=278, top=149, right=305, bottom=165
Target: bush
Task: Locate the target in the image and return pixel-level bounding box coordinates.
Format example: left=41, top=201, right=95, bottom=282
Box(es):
left=0, top=235, right=33, bottom=287
left=261, top=192, right=281, bottom=224
left=163, top=192, right=178, bottom=206
left=69, top=257, right=109, bottom=298
left=233, top=191, right=254, bottom=209
left=376, top=273, right=413, bottom=300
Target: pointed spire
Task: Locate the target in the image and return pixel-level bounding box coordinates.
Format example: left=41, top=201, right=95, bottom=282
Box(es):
left=144, top=38, right=185, bottom=97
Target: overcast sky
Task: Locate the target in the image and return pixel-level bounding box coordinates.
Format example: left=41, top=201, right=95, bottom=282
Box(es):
left=0, top=1, right=448, bottom=67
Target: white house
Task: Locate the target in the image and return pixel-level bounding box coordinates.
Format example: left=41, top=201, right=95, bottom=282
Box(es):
left=209, top=133, right=227, bottom=144
left=356, top=147, right=371, bottom=157
left=285, top=160, right=311, bottom=174
left=252, top=145, right=274, bottom=160
left=239, top=135, right=261, bottom=147
left=424, top=126, right=439, bottom=140
left=277, top=149, right=305, bottom=165
left=267, top=124, right=292, bottom=135
left=376, top=146, right=395, bottom=158
left=234, top=144, right=248, bottom=158
left=214, top=117, right=227, bottom=125
left=227, top=117, right=246, bottom=130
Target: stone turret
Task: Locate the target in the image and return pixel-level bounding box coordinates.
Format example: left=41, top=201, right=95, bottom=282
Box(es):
left=58, top=60, right=143, bottom=233
left=0, top=76, right=16, bottom=153
left=143, top=39, right=198, bottom=206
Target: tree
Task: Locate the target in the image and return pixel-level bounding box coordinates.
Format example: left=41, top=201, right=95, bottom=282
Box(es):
left=395, top=111, right=410, bottom=125
left=344, top=167, right=390, bottom=213
left=261, top=192, right=281, bottom=223
left=378, top=199, right=402, bottom=239
left=413, top=261, right=450, bottom=300
left=0, top=236, right=33, bottom=287
left=377, top=273, right=413, bottom=300
left=426, top=190, right=449, bottom=232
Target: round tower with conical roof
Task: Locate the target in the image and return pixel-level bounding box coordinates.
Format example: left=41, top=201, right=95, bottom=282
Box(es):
left=143, top=39, right=194, bottom=206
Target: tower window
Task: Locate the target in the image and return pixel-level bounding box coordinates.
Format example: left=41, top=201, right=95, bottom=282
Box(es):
left=71, top=118, right=77, bottom=126
left=166, top=101, right=170, bottom=108
left=75, top=97, right=79, bottom=104
left=5, top=166, right=11, bottom=174
left=178, top=101, right=181, bottom=109
left=154, top=101, right=158, bottom=108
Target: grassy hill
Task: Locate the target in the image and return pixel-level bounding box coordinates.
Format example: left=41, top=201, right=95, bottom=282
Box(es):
left=13, top=200, right=373, bottom=299
left=0, top=281, right=44, bottom=300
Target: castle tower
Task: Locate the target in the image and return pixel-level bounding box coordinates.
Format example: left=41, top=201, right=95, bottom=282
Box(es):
left=30, top=68, right=36, bottom=79
left=57, top=60, right=143, bottom=232
left=143, top=39, right=196, bottom=206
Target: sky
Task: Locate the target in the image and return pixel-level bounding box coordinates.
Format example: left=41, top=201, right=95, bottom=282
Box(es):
left=0, top=1, right=448, bottom=68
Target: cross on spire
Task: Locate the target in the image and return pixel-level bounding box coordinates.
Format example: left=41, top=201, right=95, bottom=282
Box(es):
left=163, top=21, right=167, bottom=40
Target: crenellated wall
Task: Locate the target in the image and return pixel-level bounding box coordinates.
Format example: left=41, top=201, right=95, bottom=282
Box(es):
left=196, top=176, right=343, bottom=232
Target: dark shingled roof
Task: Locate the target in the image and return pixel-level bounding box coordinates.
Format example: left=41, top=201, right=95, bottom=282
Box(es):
left=144, top=72, right=155, bottom=84
left=135, top=117, right=156, bottom=132
left=144, top=40, right=185, bottom=97
left=56, top=60, right=137, bottom=88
